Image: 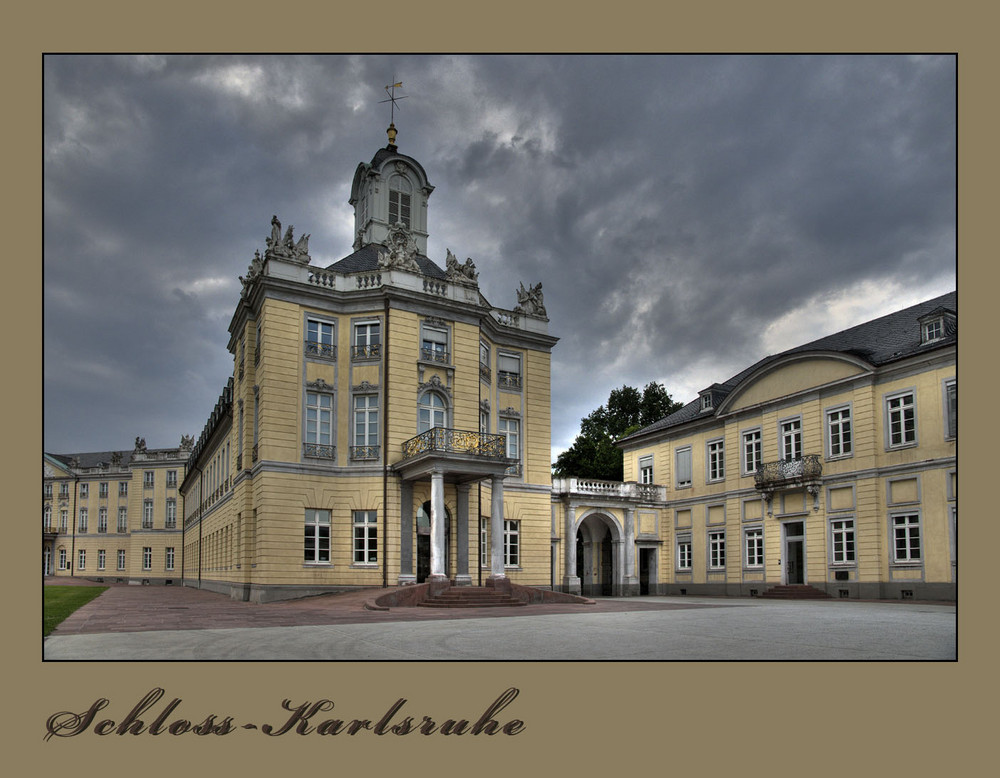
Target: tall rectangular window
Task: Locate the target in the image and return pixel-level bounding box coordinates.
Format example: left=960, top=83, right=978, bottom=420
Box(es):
left=60, top=483, right=69, bottom=498
left=827, top=407, right=853, bottom=458
left=119, top=481, right=128, bottom=497
left=498, top=417, right=520, bottom=460
left=98, top=507, right=107, bottom=533
left=98, top=549, right=106, bottom=570
left=305, top=391, right=334, bottom=458
left=78, top=508, right=88, bottom=533
left=945, top=380, right=957, bottom=439
left=44, top=483, right=53, bottom=499
left=480, top=518, right=489, bottom=566
left=744, top=527, right=764, bottom=568
left=677, top=536, right=692, bottom=571
left=504, top=520, right=520, bottom=567
left=389, top=186, right=411, bottom=228
left=639, top=456, right=653, bottom=485
left=117, top=549, right=126, bottom=570
left=166, top=547, right=175, bottom=571
left=352, top=321, right=381, bottom=359
left=144, top=471, right=155, bottom=489
left=166, top=470, right=177, bottom=488
left=676, top=447, right=692, bottom=488
left=707, top=439, right=725, bottom=481
left=143, top=500, right=154, bottom=529
left=78, top=550, right=86, bottom=570
left=353, top=395, right=379, bottom=458
left=353, top=510, right=378, bottom=564
left=165, top=499, right=177, bottom=528
left=60, top=510, right=68, bottom=532
left=305, top=509, right=331, bottom=563
left=831, top=518, right=856, bottom=564
left=708, top=531, right=726, bottom=569
left=59, top=549, right=67, bottom=570
left=118, top=507, right=128, bottom=533
left=892, top=514, right=921, bottom=563
left=99, top=482, right=108, bottom=498
left=80, top=483, right=89, bottom=499
left=497, top=352, right=522, bottom=389
left=306, top=319, right=335, bottom=359
left=142, top=547, right=152, bottom=571
left=743, top=429, right=762, bottom=475
left=421, top=326, right=449, bottom=363
left=886, top=391, right=916, bottom=447
left=44, top=505, right=51, bottom=528
left=479, top=341, right=491, bottom=381
left=781, top=418, right=802, bottom=461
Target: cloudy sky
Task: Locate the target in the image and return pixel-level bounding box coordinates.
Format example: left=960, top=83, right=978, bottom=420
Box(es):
left=43, top=54, right=956, bottom=459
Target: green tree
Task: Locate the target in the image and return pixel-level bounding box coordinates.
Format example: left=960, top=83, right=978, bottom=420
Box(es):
left=553, top=382, right=682, bottom=480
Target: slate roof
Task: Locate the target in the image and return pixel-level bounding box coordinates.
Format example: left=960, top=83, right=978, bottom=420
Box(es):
left=326, top=243, right=447, bottom=280
left=620, top=291, right=957, bottom=444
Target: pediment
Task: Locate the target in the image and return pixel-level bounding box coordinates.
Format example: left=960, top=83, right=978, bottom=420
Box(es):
left=722, top=353, right=872, bottom=413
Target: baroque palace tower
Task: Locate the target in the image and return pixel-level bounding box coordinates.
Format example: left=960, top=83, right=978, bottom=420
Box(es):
left=180, top=123, right=558, bottom=602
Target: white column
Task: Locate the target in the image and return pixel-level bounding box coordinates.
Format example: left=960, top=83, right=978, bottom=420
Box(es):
left=563, top=504, right=580, bottom=594
left=454, top=483, right=471, bottom=586
left=489, top=474, right=505, bottom=579
left=624, top=507, right=638, bottom=594
left=429, top=470, right=447, bottom=580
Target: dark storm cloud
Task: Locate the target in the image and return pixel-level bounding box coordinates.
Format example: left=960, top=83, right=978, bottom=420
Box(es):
left=43, top=54, right=955, bottom=458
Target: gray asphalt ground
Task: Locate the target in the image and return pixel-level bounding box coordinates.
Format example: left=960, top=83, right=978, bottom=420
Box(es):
left=43, top=581, right=955, bottom=661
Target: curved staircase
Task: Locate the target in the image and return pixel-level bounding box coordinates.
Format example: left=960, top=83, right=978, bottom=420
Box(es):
left=417, top=586, right=527, bottom=608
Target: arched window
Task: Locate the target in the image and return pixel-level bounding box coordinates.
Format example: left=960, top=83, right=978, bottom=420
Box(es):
left=418, top=391, right=447, bottom=433
left=388, top=175, right=412, bottom=228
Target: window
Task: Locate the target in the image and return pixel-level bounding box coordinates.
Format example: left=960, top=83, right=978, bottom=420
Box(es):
left=44, top=483, right=53, bottom=499
left=886, top=391, right=916, bottom=447
left=479, top=341, right=491, bottom=380
left=677, top=536, right=692, bottom=571
left=142, top=500, right=153, bottom=529
left=504, top=520, right=520, bottom=567
left=78, top=549, right=86, bottom=570
left=831, top=518, right=856, bottom=564
left=676, top=447, right=692, bottom=488
left=353, top=395, right=379, bottom=459
left=305, top=391, right=334, bottom=458
left=253, top=386, right=260, bottom=455
left=99, top=482, right=108, bottom=498
left=480, top=407, right=490, bottom=434
left=304, top=509, right=331, bottom=563
left=306, top=319, right=335, bottom=359
left=255, top=321, right=262, bottom=364
left=59, top=510, right=68, bottom=532
left=78, top=508, right=88, bottom=533
left=165, top=499, right=177, bottom=529
left=480, top=518, right=489, bottom=566
left=388, top=175, right=412, bottom=228
left=59, top=549, right=67, bottom=570
left=499, top=417, right=520, bottom=461
left=421, top=326, right=449, bottom=364
left=352, top=321, right=381, bottom=360
left=418, top=392, right=447, bottom=433
left=709, top=531, right=726, bottom=569
left=44, top=505, right=51, bottom=527
left=352, top=510, right=378, bottom=564
left=144, top=471, right=154, bottom=489
left=166, top=471, right=177, bottom=488
left=497, top=352, right=522, bottom=389
left=744, top=527, right=764, bottom=568
left=98, top=507, right=108, bottom=533
left=98, top=549, right=106, bottom=570
left=827, top=407, right=853, bottom=458
left=117, top=549, right=126, bottom=570
left=117, top=507, right=128, bottom=533
left=780, top=418, right=802, bottom=461
left=707, top=439, right=725, bottom=481
left=945, top=380, right=957, bottom=439
left=80, top=483, right=89, bottom=499
left=743, top=429, right=762, bottom=475
left=60, top=482, right=69, bottom=498
left=639, top=456, right=653, bottom=485
left=700, top=393, right=713, bottom=411
left=119, top=481, right=128, bottom=497
left=922, top=318, right=944, bottom=343
left=165, top=547, right=175, bottom=571
left=892, top=513, right=921, bottom=563
left=142, top=547, right=152, bottom=571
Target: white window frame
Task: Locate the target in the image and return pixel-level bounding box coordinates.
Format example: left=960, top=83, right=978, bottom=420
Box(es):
left=352, top=320, right=381, bottom=360
left=59, top=510, right=68, bottom=532
left=388, top=174, right=412, bottom=228
left=166, top=471, right=177, bottom=489
left=304, top=509, right=331, bottom=564
left=80, top=483, right=89, bottom=499
left=305, top=318, right=336, bottom=359
left=144, top=470, right=154, bottom=489
left=742, top=429, right=762, bottom=476
left=59, top=549, right=67, bottom=570
left=504, top=520, right=520, bottom=568
left=117, top=506, right=128, bottom=533
left=352, top=510, right=378, bottom=564
left=708, top=530, right=726, bottom=570
left=165, top=499, right=177, bottom=529
left=675, top=447, right=692, bottom=488
left=891, top=512, right=922, bottom=564
left=780, top=417, right=802, bottom=461
left=418, top=391, right=448, bottom=433
left=677, top=535, right=692, bottom=571
left=78, top=549, right=86, bottom=570
left=497, top=351, right=522, bottom=390
left=142, top=499, right=154, bottom=529
left=117, top=549, right=126, bottom=571
left=142, top=546, right=152, bottom=571
left=499, top=416, right=520, bottom=461
left=305, top=389, right=335, bottom=458
left=885, top=390, right=917, bottom=448
left=44, top=483, right=53, bottom=499
left=922, top=318, right=944, bottom=343
left=420, top=325, right=449, bottom=364
left=944, top=379, right=956, bottom=439
left=60, top=482, right=69, bottom=498
left=353, top=394, right=379, bottom=449
left=480, top=517, right=489, bottom=567
left=98, top=549, right=106, bottom=570
left=700, top=393, right=713, bottom=411
left=639, top=455, right=654, bottom=485
left=98, top=507, right=107, bottom=533
left=99, top=481, right=108, bottom=498
left=165, top=547, right=175, bottom=571
left=119, top=481, right=128, bottom=497
left=44, top=505, right=51, bottom=527
left=826, top=405, right=853, bottom=459
left=744, top=527, right=764, bottom=569
left=707, top=439, right=725, bottom=482
left=78, top=508, right=88, bottom=533
left=830, top=518, right=856, bottom=565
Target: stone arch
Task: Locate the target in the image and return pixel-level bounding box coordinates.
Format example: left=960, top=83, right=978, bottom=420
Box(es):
left=574, top=510, right=625, bottom=597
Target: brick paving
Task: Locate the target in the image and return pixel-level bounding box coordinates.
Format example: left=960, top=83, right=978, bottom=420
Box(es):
left=45, top=579, right=717, bottom=635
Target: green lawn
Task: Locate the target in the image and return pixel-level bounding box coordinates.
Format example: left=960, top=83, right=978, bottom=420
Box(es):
left=44, top=586, right=108, bottom=636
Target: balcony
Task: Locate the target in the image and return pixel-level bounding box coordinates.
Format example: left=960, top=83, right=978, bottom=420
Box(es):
left=351, top=344, right=381, bottom=360
left=304, top=340, right=336, bottom=360
left=754, top=455, right=822, bottom=491
left=551, top=477, right=667, bottom=503
left=350, top=445, right=380, bottom=461
left=396, top=428, right=515, bottom=484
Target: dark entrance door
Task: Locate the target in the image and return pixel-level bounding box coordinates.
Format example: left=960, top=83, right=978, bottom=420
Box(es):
left=416, top=501, right=449, bottom=584
left=785, top=521, right=805, bottom=584
left=639, top=548, right=651, bottom=595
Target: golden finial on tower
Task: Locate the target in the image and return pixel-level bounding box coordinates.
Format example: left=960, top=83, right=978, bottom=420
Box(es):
left=379, top=81, right=407, bottom=148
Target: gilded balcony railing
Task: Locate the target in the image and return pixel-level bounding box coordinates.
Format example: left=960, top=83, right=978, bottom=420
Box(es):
left=350, top=445, right=380, bottom=461
left=401, top=428, right=508, bottom=461
left=754, top=455, right=822, bottom=489
left=351, top=344, right=382, bottom=360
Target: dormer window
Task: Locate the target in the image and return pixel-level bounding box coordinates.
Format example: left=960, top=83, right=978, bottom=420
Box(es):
left=922, top=317, right=944, bottom=344
left=700, top=393, right=714, bottom=411
left=388, top=175, right=412, bottom=228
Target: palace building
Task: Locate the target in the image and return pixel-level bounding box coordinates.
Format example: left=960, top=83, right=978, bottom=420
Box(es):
left=554, top=292, right=956, bottom=601
left=43, top=439, right=191, bottom=583
left=178, top=124, right=558, bottom=602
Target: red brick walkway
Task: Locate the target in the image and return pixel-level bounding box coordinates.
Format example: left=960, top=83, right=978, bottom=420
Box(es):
left=46, top=579, right=713, bottom=635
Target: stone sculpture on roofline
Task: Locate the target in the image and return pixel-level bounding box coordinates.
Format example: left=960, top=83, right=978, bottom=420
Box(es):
left=514, top=281, right=546, bottom=318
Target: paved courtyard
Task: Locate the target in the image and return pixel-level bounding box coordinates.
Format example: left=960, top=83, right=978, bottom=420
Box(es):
left=43, top=581, right=956, bottom=661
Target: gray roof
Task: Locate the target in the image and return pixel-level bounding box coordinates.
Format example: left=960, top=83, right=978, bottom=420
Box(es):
left=47, top=451, right=134, bottom=469
left=326, top=243, right=447, bottom=279
left=620, top=291, right=957, bottom=443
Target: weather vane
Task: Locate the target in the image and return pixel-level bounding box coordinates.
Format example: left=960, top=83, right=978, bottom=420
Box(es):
left=379, top=81, right=408, bottom=124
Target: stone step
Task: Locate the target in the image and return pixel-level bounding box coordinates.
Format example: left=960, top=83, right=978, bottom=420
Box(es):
left=760, top=585, right=831, bottom=599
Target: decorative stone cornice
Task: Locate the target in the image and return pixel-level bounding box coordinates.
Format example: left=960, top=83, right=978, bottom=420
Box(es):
left=418, top=374, right=452, bottom=397
left=306, top=378, right=334, bottom=393
left=352, top=380, right=379, bottom=393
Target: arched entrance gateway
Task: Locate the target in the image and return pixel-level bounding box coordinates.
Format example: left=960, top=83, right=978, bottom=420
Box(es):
left=575, top=512, right=623, bottom=596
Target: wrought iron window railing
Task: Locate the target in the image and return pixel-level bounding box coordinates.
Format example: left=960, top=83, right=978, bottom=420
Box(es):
left=497, top=371, right=522, bottom=389
left=754, top=454, right=822, bottom=489
left=351, top=344, right=382, bottom=360
left=303, top=443, right=335, bottom=460
left=505, top=462, right=523, bottom=477
left=420, top=346, right=450, bottom=364
left=350, top=445, right=380, bottom=461
left=304, top=340, right=337, bottom=360
left=401, top=428, right=508, bottom=460
left=479, top=363, right=491, bottom=381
